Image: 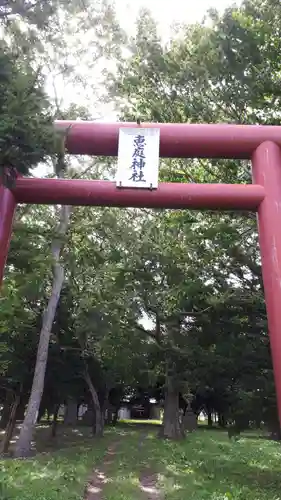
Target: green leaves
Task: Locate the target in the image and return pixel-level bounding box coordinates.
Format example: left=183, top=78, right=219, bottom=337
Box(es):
left=0, top=47, right=54, bottom=184
left=0, top=0, right=279, bottom=438
left=102, top=0, right=280, bottom=421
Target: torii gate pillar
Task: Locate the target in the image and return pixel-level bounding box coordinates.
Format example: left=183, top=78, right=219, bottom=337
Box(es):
left=252, top=141, right=281, bottom=422
left=0, top=184, right=16, bottom=284
left=1, top=121, right=281, bottom=429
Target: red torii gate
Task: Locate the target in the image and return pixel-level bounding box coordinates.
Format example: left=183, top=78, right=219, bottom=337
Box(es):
left=1, top=121, right=281, bottom=425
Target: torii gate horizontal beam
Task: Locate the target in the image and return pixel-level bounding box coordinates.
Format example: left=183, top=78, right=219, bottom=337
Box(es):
left=12, top=178, right=265, bottom=211
left=56, top=120, right=281, bottom=159
left=2, top=119, right=281, bottom=430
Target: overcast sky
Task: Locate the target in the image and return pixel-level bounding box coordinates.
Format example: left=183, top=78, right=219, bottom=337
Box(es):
left=98, top=0, right=241, bottom=119
left=45, top=0, right=241, bottom=120
left=115, top=0, right=240, bottom=39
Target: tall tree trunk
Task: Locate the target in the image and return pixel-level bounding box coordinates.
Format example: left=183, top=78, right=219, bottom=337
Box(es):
left=51, top=404, right=60, bottom=438
left=1, top=388, right=22, bottom=454
left=112, top=406, right=120, bottom=425
left=83, top=368, right=103, bottom=436
left=16, top=399, right=26, bottom=421
left=162, top=371, right=182, bottom=440
left=207, top=411, right=213, bottom=427
left=64, top=398, right=78, bottom=425
left=14, top=204, right=71, bottom=458
left=0, top=391, right=14, bottom=428
left=218, top=413, right=226, bottom=428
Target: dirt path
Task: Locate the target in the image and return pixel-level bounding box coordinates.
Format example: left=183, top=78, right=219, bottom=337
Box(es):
left=138, top=432, right=163, bottom=499
left=84, top=432, right=163, bottom=499
left=83, top=443, right=118, bottom=500
left=139, top=469, right=163, bottom=499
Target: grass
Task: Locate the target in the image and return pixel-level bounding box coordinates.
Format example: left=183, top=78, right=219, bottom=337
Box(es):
left=0, top=426, right=112, bottom=500
left=119, top=418, right=161, bottom=425
left=103, top=427, right=281, bottom=500
left=1, top=424, right=281, bottom=499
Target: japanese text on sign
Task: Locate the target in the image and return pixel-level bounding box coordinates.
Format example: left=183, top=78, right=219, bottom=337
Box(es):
left=129, top=134, right=146, bottom=183
left=116, top=127, right=160, bottom=189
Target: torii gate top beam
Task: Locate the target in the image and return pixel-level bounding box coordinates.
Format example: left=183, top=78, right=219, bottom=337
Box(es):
left=56, top=120, right=281, bottom=159
left=2, top=120, right=281, bottom=427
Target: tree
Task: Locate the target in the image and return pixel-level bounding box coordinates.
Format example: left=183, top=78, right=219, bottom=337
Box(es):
left=14, top=159, right=72, bottom=457
left=64, top=206, right=154, bottom=434
left=0, top=44, right=55, bottom=185
left=3, top=0, right=126, bottom=456
left=105, top=0, right=281, bottom=437
left=2, top=0, right=281, bottom=454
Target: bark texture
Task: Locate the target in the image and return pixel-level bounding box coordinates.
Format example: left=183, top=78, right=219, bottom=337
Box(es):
left=0, top=390, right=21, bottom=454
left=162, top=372, right=182, bottom=440
left=84, top=367, right=104, bottom=436
left=14, top=203, right=71, bottom=457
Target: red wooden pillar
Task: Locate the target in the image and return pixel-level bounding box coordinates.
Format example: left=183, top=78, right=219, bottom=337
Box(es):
left=0, top=184, right=16, bottom=285
left=252, top=141, right=281, bottom=426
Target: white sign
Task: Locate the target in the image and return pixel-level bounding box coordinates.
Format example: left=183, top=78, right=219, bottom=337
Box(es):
left=115, top=127, right=160, bottom=189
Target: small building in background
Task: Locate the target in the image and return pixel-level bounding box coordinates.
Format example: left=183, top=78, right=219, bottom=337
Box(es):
left=118, top=407, right=131, bottom=420
left=118, top=397, right=162, bottom=421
